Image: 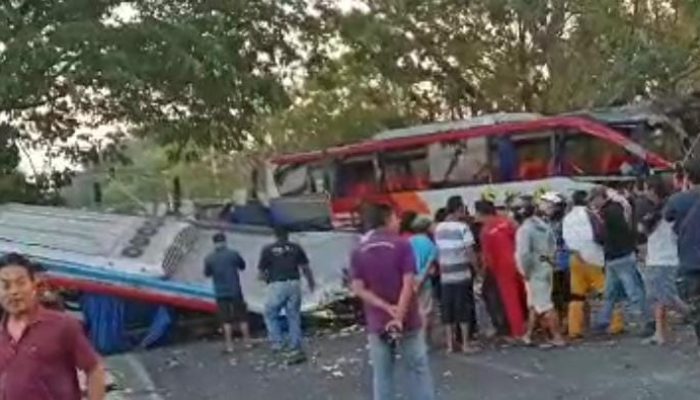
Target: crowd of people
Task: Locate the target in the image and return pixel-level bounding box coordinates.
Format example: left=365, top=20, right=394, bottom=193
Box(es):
left=349, top=157, right=700, bottom=400
left=1, top=157, right=698, bottom=400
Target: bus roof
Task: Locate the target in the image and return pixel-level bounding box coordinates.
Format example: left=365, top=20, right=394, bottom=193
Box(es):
left=372, top=112, right=541, bottom=141
left=270, top=116, right=672, bottom=168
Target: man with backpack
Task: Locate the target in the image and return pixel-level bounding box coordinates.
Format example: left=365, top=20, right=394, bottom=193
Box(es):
left=665, top=158, right=700, bottom=346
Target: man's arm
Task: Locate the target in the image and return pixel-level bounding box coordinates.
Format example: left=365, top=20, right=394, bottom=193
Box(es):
left=394, top=273, right=416, bottom=326
left=394, top=240, right=417, bottom=324
left=236, top=253, right=246, bottom=271
left=301, top=264, right=316, bottom=292
left=351, top=279, right=397, bottom=318
left=664, top=194, right=682, bottom=233
left=257, top=247, right=270, bottom=281
left=86, top=362, right=107, bottom=400
left=69, top=320, right=105, bottom=400
left=416, top=264, right=434, bottom=292
left=204, top=258, right=212, bottom=277
left=480, top=232, right=493, bottom=268
left=463, top=226, right=480, bottom=273
left=296, top=245, right=316, bottom=291
left=415, top=243, right=437, bottom=289
left=514, top=226, right=532, bottom=278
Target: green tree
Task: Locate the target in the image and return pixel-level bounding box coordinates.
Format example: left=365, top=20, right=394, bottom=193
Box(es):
left=0, top=123, right=60, bottom=204
left=0, top=0, right=314, bottom=166
left=313, top=0, right=700, bottom=118
left=254, top=59, right=421, bottom=153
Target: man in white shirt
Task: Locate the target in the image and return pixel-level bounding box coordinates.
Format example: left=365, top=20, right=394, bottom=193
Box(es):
left=563, top=190, right=623, bottom=338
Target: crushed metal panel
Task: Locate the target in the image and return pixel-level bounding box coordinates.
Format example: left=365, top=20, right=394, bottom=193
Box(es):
left=0, top=204, right=190, bottom=277
left=172, top=228, right=358, bottom=313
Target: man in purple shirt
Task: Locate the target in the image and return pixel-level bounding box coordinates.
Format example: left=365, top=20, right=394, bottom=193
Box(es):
left=350, top=204, right=435, bottom=400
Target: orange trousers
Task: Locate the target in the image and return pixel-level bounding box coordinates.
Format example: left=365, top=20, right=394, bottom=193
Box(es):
left=568, top=254, right=624, bottom=338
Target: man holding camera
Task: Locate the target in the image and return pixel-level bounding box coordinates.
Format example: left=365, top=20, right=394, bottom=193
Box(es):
left=350, top=204, right=435, bottom=400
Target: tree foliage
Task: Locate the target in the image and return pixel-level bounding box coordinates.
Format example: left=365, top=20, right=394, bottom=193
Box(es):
left=312, top=0, right=700, bottom=118
left=0, top=0, right=315, bottom=164
left=253, top=59, right=421, bottom=153
left=5, top=0, right=700, bottom=207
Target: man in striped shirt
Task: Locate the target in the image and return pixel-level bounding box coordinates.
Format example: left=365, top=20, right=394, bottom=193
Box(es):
left=434, top=196, right=478, bottom=353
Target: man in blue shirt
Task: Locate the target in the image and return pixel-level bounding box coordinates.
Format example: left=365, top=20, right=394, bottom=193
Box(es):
left=665, top=158, right=700, bottom=345
left=204, top=232, right=250, bottom=353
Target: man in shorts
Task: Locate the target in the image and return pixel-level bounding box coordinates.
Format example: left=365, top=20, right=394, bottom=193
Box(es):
left=204, top=232, right=250, bottom=353
left=434, top=196, right=478, bottom=353
left=513, top=196, right=565, bottom=347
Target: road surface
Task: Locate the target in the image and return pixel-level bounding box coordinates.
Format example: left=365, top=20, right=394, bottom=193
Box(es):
left=107, top=326, right=700, bottom=400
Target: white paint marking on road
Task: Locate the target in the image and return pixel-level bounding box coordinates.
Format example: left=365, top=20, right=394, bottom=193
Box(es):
left=123, top=354, right=165, bottom=400
left=451, top=356, right=539, bottom=380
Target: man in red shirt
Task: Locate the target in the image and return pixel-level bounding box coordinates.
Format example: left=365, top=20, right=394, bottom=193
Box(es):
left=475, top=200, right=528, bottom=339
left=0, top=253, right=106, bottom=400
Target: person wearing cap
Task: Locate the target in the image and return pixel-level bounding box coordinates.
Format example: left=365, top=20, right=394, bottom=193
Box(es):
left=409, top=215, right=438, bottom=343
left=475, top=199, right=527, bottom=339
left=204, top=232, right=251, bottom=353
left=513, top=196, right=566, bottom=347
left=0, top=253, right=106, bottom=400
left=259, top=226, right=316, bottom=363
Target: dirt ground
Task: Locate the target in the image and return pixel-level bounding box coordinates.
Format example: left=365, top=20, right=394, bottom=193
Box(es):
left=107, top=325, right=700, bottom=400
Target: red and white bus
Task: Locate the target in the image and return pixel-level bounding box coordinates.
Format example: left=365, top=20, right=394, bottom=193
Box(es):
left=262, top=113, right=677, bottom=228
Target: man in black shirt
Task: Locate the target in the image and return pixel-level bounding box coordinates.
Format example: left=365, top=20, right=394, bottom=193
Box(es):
left=590, top=187, right=650, bottom=335
left=258, top=227, right=316, bottom=362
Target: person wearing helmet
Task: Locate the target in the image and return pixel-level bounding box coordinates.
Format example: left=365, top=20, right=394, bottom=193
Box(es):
left=539, top=192, right=571, bottom=326
left=514, top=195, right=566, bottom=347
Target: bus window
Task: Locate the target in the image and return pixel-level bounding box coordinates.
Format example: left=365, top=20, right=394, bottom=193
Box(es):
left=561, top=132, right=645, bottom=176
left=512, top=132, right=554, bottom=181
left=309, top=166, right=329, bottom=194
left=602, top=120, right=684, bottom=163
left=380, top=146, right=429, bottom=192
left=274, top=164, right=310, bottom=196
left=335, top=155, right=378, bottom=197
left=488, top=132, right=555, bottom=182
left=634, top=126, right=684, bottom=163
left=429, top=137, right=489, bottom=187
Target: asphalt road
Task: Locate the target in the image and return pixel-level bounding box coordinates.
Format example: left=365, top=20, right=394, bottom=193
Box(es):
left=107, top=325, right=700, bottom=400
